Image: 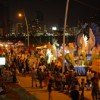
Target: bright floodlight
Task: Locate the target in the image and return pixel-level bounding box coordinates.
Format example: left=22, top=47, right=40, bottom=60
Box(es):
left=0, top=57, right=6, bottom=65
left=52, top=26, right=57, bottom=31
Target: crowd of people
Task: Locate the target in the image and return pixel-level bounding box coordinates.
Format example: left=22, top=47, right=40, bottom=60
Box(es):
left=0, top=44, right=100, bottom=100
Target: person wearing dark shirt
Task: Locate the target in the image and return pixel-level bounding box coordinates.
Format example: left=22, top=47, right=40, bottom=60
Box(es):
left=47, top=78, right=53, bottom=100
left=91, top=77, right=99, bottom=100
left=79, top=78, right=85, bottom=100
left=70, top=85, right=79, bottom=100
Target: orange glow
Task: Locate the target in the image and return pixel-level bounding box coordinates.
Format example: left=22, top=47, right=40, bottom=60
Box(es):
left=18, top=13, right=22, bottom=17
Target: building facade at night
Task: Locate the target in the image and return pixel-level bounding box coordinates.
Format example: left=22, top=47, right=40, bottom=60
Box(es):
left=0, top=3, right=10, bottom=36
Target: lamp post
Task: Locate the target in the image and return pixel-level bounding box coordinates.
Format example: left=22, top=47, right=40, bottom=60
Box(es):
left=62, top=0, right=70, bottom=73
left=18, top=13, right=29, bottom=47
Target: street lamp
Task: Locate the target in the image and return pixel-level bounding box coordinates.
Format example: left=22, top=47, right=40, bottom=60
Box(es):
left=18, top=13, right=22, bottom=17
left=18, top=13, right=29, bottom=47
left=62, top=0, right=70, bottom=73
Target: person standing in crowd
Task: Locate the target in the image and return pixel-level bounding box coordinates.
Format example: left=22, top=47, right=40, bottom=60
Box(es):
left=22, top=61, right=26, bottom=77
left=31, top=68, right=37, bottom=87
left=0, top=68, right=2, bottom=76
left=91, top=74, right=99, bottom=100
left=25, top=59, right=30, bottom=74
left=80, top=78, right=85, bottom=100
left=37, top=68, right=44, bottom=88
left=12, top=68, right=17, bottom=83
left=70, top=85, right=79, bottom=100
left=47, top=78, right=53, bottom=100
left=0, top=76, right=6, bottom=95
left=86, top=70, right=94, bottom=90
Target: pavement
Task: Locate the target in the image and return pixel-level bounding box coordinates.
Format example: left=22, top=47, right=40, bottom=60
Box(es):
left=17, top=75, right=93, bottom=100
left=0, top=76, right=38, bottom=100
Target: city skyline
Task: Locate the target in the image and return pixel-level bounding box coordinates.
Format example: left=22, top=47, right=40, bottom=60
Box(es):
left=1, top=0, right=100, bottom=27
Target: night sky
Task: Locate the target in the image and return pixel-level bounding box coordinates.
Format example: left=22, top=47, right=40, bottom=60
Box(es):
left=1, top=0, right=100, bottom=27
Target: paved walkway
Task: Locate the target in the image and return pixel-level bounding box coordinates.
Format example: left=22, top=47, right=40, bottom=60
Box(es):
left=17, top=75, right=92, bottom=100
left=17, top=75, right=71, bottom=100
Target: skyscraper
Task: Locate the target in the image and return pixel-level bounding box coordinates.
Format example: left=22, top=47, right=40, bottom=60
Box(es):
left=0, top=3, right=10, bottom=36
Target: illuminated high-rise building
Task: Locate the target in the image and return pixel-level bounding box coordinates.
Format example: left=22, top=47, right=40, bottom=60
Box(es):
left=0, top=3, right=10, bottom=36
